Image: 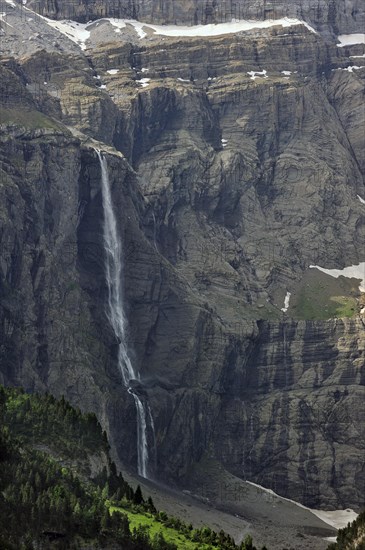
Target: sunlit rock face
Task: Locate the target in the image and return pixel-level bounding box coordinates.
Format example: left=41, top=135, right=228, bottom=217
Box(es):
left=0, top=0, right=364, bottom=509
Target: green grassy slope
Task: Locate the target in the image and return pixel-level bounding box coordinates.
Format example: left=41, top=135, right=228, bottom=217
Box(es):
left=289, top=269, right=361, bottom=320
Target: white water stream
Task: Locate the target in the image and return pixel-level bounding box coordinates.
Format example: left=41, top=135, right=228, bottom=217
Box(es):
left=98, top=150, right=153, bottom=478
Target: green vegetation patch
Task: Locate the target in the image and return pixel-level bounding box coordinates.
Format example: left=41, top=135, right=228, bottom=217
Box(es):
left=111, top=502, right=259, bottom=550
left=289, top=268, right=360, bottom=320
left=0, top=108, right=64, bottom=131
left=111, top=504, right=211, bottom=549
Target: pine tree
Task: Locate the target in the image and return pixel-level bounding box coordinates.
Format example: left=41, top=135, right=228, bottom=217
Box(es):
left=101, top=508, right=112, bottom=531
left=102, top=482, right=109, bottom=500
left=133, top=484, right=144, bottom=505
left=147, top=495, right=156, bottom=513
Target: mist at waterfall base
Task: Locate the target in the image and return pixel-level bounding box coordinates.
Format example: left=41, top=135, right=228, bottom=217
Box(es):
left=97, top=150, right=155, bottom=479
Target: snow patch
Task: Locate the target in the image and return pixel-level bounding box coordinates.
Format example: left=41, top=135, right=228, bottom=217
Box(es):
left=128, top=20, right=147, bottom=39
left=21, top=11, right=315, bottom=49
left=247, top=69, right=267, bottom=80
left=105, top=18, right=147, bottom=39
left=177, top=77, right=190, bottom=82
left=245, top=481, right=357, bottom=531
left=141, top=67, right=149, bottom=73
left=350, top=54, right=365, bottom=58
left=337, top=33, right=365, bottom=47
left=107, top=69, right=119, bottom=75
left=221, top=138, right=228, bottom=148
left=281, top=291, right=291, bottom=312
left=309, top=263, right=365, bottom=292
left=357, top=195, right=365, bottom=205
left=99, top=84, right=107, bottom=89
left=88, top=17, right=316, bottom=40
left=312, top=510, right=358, bottom=530
left=146, top=18, right=316, bottom=37
left=138, top=78, right=150, bottom=88
left=336, top=65, right=362, bottom=72
left=40, top=17, right=90, bottom=49
left=281, top=70, right=292, bottom=75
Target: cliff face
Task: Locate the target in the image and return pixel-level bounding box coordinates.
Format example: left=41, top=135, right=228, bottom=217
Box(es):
left=213, top=318, right=365, bottom=510
left=0, top=2, right=364, bottom=511
left=23, top=0, right=365, bottom=34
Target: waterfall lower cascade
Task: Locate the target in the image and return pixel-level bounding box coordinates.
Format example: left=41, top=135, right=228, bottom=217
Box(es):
left=97, top=150, right=154, bottom=479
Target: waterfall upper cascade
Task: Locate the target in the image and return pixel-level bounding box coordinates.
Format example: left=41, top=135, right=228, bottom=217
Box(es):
left=97, top=150, right=154, bottom=479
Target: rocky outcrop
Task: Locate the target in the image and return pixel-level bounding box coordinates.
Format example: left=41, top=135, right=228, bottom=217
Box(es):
left=0, top=3, right=364, bottom=512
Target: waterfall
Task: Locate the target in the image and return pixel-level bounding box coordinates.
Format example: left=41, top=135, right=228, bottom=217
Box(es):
left=97, top=150, right=153, bottom=479
left=134, top=394, right=149, bottom=478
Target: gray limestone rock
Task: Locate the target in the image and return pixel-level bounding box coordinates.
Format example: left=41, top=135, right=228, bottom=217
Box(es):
left=21, top=0, right=365, bottom=35
left=0, top=6, right=364, bottom=513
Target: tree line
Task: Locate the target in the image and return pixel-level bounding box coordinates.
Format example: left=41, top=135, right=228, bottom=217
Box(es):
left=0, top=385, right=266, bottom=549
